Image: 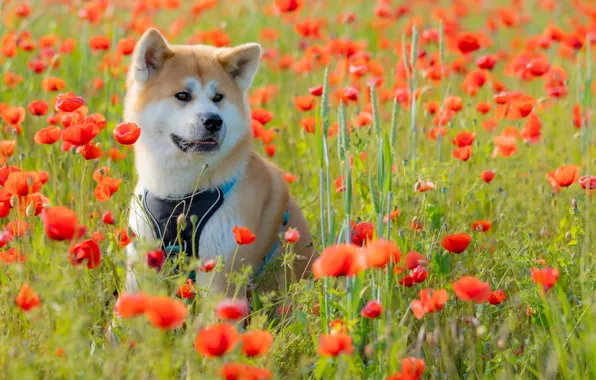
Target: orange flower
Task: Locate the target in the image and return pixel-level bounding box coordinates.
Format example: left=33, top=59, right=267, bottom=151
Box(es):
left=220, top=364, right=273, bottom=380
left=444, top=96, right=463, bottom=112
left=89, top=35, right=110, bottom=51
left=452, top=276, right=491, bottom=303
left=28, top=100, right=49, bottom=116
left=241, top=330, right=273, bottom=357
left=94, top=177, right=122, bottom=201
left=316, top=244, right=366, bottom=277
left=453, top=146, right=472, bottom=162
left=387, top=357, right=426, bottom=380
left=233, top=226, right=256, bottom=245
left=194, top=323, right=239, bottom=358
left=452, top=131, right=476, bottom=147
left=411, top=288, right=448, bottom=319
left=34, top=126, right=62, bottom=145
left=364, top=239, right=401, bottom=268
left=15, top=284, right=40, bottom=311
left=145, top=296, right=187, bottom=329
left=115, top=292, right=149, bottom=318
left=113, top=122, right=141, bottom=145
left=294, top=95, right=315, bottom=111
left=69, top=239, right=101, bottom=269
left=318, top=332, right=354, bottom=357
left=0, top=247, right=26, bottom=264
left=531, top=267, right=560, bottom=292
left=55, top=92, right=85, bottom=112
left=251, top=108, right=274, bottom=125
left=198, top=258, right=217, bottom=272
left=177, top=279, right=195, bottom=299
left=552, top=165, right=579, bottom=187
left=4, top=171, right=42, bottom=196
left=215, top=298, right=249, bottom=320
left=471, top=220, right=492, bottom=232
left=61, top=122, right=100, bottom=146
left=42, top=206, right=78, bottom=241
left=441, top=233, right=472, bottom=254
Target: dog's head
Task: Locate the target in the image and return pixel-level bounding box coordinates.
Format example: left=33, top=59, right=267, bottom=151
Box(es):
left=124, top=29, right=260, bottom=159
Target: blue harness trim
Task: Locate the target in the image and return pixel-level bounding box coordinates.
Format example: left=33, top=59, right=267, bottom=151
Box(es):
left=254, top=210, right=289, bottom=278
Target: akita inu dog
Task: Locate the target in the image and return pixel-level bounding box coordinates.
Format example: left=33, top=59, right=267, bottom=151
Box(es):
left=123, top=28, right=314, bottom=295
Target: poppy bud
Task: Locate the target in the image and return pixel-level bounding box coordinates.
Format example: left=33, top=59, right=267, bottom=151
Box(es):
left=10, top=195, right=18, bottom=208
left=571, top=198, right=577, bottom=211
left=565, top=231, right=572, bottom=241
left=177, top=214, right=187, bottom=229
left=497, top=339, right=506, bottom=350
left=190, top=214, right=198, bottom=225
left=25, top=202, right=35, bottom=217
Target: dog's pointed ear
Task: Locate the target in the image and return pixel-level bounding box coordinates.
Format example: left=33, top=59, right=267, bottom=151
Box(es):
left=217, top=43, right=261, bottom=90
left=131, top=28, right=174, bottom=84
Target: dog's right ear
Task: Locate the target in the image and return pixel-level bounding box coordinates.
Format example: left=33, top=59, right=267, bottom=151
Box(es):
left=130, top=28, right=174, bottom=84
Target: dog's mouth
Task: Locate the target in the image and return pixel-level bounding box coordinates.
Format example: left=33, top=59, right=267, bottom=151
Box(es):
left=171, top=134, right=220, bottom=153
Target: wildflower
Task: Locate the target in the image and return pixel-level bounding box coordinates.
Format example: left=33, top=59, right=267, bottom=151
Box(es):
left=452, top=276, right=491, bottom=303
left=316, top=244, right=366, bottom=277
left=42, top=206, right=78, bottom=241
left=34, top=127, right=62, bottom=145
left=552, top=165, right=579, bottom=187
left=145, top=296, right=187, bottom=329
left=115, top=293, right=149, bottom=317
left=471, top=220, right=492, bottom=232
left=579, top=176, right=596, bottom=190
left=441, top=233, right=472, bottom=253
left=351, top=221, right=374, bottom=246
left=68, top=239, right=101, bottom=269
left=28, top=100, right=49, bottom=116
left=531, top=267, right=560, bottom=292
left=481, top=170, right=495, bottom=183
left=194, top=323, right=239, bottom=358
left=241, top=330, right=273, bottom=357
left=488, top=289, right=507, bottom=305
left=147, top=249, right=166, bottom=271
left=215, top=298, right=249, bottom=320
left=113, top=122, right=141, bottom=145
left=387, top=357, right=425, bottom=380
left=177, top=279, right=195, bottom=299
left=405, top=251, right=427, bottom=270
left=452, top=131, right=476, bottom=147
left=55, top=92, right=85, bottom=112
left=453, top=146, right=472, bottom=162
left=15, top=284, right=41, bottom=311
left=361, top=300, right=382, bottom=319
left=284, top=228, right=300, bottom=244
left=199, top=258, right=217, bottom=272
left=233, top=226, right=256, bottom=245
left=364, top=239, right=401, bottom=268
left=102, top=211, right=114, bottom=224
left=318, top=332, right=354, bottom=357
left=4, top=171, right=42, bottom=196
left=411, top=288, right=448, bottom=319
left=456, top=31, right=481, bottom=54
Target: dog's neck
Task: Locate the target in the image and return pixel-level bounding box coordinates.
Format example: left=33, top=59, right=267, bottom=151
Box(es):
left=134, top=137, right=252, bottom=198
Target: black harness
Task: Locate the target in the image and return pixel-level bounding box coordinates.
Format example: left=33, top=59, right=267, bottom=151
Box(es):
left=142, top=187, right=225, bottom=257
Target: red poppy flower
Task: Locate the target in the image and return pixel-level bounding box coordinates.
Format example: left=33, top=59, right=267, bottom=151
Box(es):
left=34, top=126, right=62, bottom=145
left=452, top=276, right=491, bottom=303
left=89, top=35, right=110, bottom=51
left=94, top=177, right=122, bottom=201
left=145, top=296, right=188, bottom=329
left=6, top=220, right=29, bottom=237
left=0, top=231, right=14, bottom=248
left=61, top=122, right=99, bottom=146
left=194, top=323, right=239, bottom=358
left=405, top=251, right=428, bottom=270
left=317, top=244, right=366, bottom=277
left=55, top=92, right=85, bottom=112
left=177, top=279, right=195, bottom=299
left=471, top=220, right=492, bottom=232
left=453, top=146, right=472, bottom=162
left=351, top=221, right=374, bottom=246
left=0, top=247, right=26, bottom=264
left=115, top=292, right=149, bottom=318
left=42, top=206, right=78, bottom=241
left=476, top=55, right=497, bottom=70
left=456, top=32, right=481, bottom=54
left=294, top=95, right=315, bottom=111
left=361, top=300, right=382, bottom=319
left=526, top=56, right=550, bottom=77
left=387, top=357, right=426, bottom=380
left=441, top=233, right=472, bottom=253
left=69, top=239, right=101, bottom=269
left=414, top=180, right=435, bottom=192
left=147, top=249, right=165, bottom=271
left=116, top=37, right=136, bottom=55
left=215, top=298, right=249, bottom=320
left=452, top=131, right=476, bottom=147
left=232, top=226, right=256, bottom=245
left=77, top=143, right=103, bottom=160
left=481, top=170, right=495, bottom=183
left=28, top=100, right=49, bottom=116
left=284, top=228, right=300, bottom=244
left=411, top=288, right=448, bottom=319
left=102, top=211, right=114, bottom=225
left=220, top=364, right=272, bottom=380
left=241, top=330, right=273, bottom=357
left=4, top=171, right=42, bottom=196
left=531, top=267, right=560, bottom=291
left=579, top=175, right=596, bottom=190
left=115, top=228, right=134, bottom=248
left=476, top=102, right=492, bottom=114
left=318, top=332, right=354, bottom=357
left=487, top=289, right=507, bottom=305
left=309, top=85, right=323, bottom=96
left=113, top=122, right=141, bottom=145
left=552, top=165, right=579, bottom=187
left=15, top=284, right=41, bottom=312
left=364, top=239, right=401, bottom=268
left=199, top=258, right=217, bottom=272
left=251, top=108, right=274, bottom=125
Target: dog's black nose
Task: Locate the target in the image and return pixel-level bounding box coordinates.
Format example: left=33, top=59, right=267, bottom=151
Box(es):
left=200, top=113, right=223, bottom=132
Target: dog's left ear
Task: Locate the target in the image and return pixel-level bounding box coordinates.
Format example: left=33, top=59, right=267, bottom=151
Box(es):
left=218, top=43, right=261, bottom=90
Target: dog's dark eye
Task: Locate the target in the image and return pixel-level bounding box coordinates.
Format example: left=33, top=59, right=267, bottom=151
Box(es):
left=212, top=93, right=224, bottom=103
left=175, top=92, right=191, bottom=102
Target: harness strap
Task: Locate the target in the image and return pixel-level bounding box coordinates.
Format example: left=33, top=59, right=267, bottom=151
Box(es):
left=253, top=210, right=290, bottom=279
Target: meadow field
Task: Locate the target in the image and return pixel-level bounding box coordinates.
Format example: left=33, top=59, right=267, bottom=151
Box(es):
left=0, top=0, right=595, bottom=378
